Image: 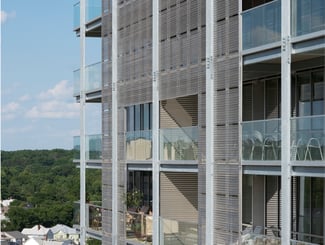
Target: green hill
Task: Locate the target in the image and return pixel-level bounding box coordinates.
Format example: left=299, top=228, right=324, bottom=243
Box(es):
left=1, top=149, right=101, bottom=231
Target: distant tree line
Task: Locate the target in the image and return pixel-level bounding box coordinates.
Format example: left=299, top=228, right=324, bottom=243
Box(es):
left=1, top=149, right=101, bottom=231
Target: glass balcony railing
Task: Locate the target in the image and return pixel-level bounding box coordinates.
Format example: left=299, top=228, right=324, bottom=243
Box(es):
left=292, top=0, right=325, bottom=37
left=126, top=130, right=152, bottom=161
left=88, top=202, right=102, bottom=231
left=242, top=225, right=323, bottom=244
left=73, top=201, right=102, bottom=231
left=73, top=0, right=102, bottom=30
left=291, top=115, right=324, bottom=161
left=242, top=0, right=281, bottom=50
left=242, top=119, right=281, bottom=161
left=126, top=210, right=153, bottom=243
left=160, top=126, right=198, bottom=161
left=160, top=217, right=198, bottom=245
left=73, top=134, right=102, bottom=160
left=73, top=69, right=80, bottom=97
left=73, top=62, right=102, bottom=97
left=73, top=2, right=80, bottom=30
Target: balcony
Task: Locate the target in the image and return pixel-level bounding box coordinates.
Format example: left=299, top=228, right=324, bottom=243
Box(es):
left=126, top=130, right=152, bottom=161
left=73, top=62, right=102, bottom=102
left=241, top=225, right=322, bottom=245
left=291, top=115, right=324, bottom=161
left=126, top=210, right=152, bottom=243
left=160, top=126, right=198, bottom=161
left=242, top=0, right=281, bottom=51
left=242, top=115, right=325, bottom=162
left=292, top=0, right=325, bottom=38
left=73, top=0, right=102, bottom=37
left=73, top=134, right=102, bottom=161
left=242, top=119, right=281, bottom=161
left=160, top=217, right=197, bottom=245
left=73, top=201, right=102, bottom=232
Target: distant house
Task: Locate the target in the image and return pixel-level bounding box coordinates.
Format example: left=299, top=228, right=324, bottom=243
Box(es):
left=0, top=231, right=28, bottom=245
left=21, top=225, right=53, bottom=240
left=24, top=237, right=75, bottom=245
left=50, top=225, right=78, bottom=244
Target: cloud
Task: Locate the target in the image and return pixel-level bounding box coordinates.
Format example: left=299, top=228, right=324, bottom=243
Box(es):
left=25, top=80, right=79, bottom=119
left=1, top=10, right=16, bottom=24
left=39, top=80, right=72, bottom=100
left=19, top=94, right=31, bottom=102
left=26, top=101, right=79, bottom=119
left=1, top=102, right=20, bottom=120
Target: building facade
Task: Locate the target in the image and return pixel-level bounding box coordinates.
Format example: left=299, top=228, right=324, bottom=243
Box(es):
left=73, top=0, right=325, bottom=244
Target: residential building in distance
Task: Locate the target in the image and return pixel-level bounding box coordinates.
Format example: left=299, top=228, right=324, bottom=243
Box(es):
left=73, top=0, right=324, bottom=244
left=22, top=225, right=53, bottom=241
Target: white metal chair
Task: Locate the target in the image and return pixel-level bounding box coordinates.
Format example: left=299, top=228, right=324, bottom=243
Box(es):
left=304, top=137, right=324, bottom=160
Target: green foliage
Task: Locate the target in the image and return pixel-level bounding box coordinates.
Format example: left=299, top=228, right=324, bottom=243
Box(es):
left=87, top=238, right=101, bottom=245
left=0, top=149, right=101, bottom=231
left=123, top=189, right=143, bottom=209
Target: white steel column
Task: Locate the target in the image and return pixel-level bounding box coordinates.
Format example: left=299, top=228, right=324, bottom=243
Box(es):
left=79, top=0, right=87, bottom=244
left=206, top=0, right=215, bottom=244
left=238, top=0, right=243, bottom=237
left=281, top=0, right=292, bottom=243
left=152, top=0, right=160, bottom=243
left=111, top=0, right=118, bottom=244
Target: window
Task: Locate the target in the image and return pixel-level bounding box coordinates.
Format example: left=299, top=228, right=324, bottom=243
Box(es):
left=126, top=102, right=152, bottom=131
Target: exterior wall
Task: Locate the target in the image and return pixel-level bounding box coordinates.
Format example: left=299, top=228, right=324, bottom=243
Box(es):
left=75, top=0, right=325, bottom=244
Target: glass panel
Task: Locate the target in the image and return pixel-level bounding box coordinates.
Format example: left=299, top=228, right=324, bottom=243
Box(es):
left=73, top=69, right=80, bottom=97
left=87, top=134, right=102, bottom=160
left=73, top=136, right=80, bottom=160
left=160, top=127, right=198, bottom=161
left=88, top=203, right=102, bottom=231
left=290, top=115, right=324, bottom=161
left=242, top=0, right=281, bottom=50
left=242, top=175, right=253, bottom=225
left=135, top=105, right=141, bottom=131
left=73, top=2, right=80, bottom=29
left=159, top=217, right=197, bottom=245
left=143, top=104, right=149, bottom=130
left=73, top=134, right=102, bottom=160
left=126, top=130, right=152, bottom=160
left=296, top=177, right=324, bottom=244
left=127, top=106, right=135, bottom=132
left=126, top=211, right=153, bottom=243
left=242, top=119, right=281, bottom=160
left=86, top=0, right=101, bottom=22
left=311, top=178, right=324, bottom=244
left=292, top=0, right=325, bottom=37
left=85, top=62, right=102, bottom=92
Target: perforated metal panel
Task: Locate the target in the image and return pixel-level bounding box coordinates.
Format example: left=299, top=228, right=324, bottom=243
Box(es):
left=213, top=1, right=240, bottom=243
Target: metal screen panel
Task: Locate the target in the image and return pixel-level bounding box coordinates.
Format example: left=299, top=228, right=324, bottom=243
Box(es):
left=160, top=172, right=198, bottom=223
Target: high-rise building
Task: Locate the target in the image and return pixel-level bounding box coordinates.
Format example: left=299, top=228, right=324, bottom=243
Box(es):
left=73, top=0, right=325, bottom=244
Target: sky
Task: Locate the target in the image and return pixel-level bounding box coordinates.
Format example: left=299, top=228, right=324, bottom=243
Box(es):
left=1, top=0, right=101, bottom=150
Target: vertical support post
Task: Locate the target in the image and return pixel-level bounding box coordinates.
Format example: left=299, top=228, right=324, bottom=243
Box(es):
left=206, top=0, right=215, bottom=243
left=152, top=0, right=160, bottom=243
left=79, top=0, right=87, bottom=244
left=112, top=0, right=118, bottom=244
left=281, top=0, right=292, bottom=243
left=238, top=0, right=243, bottom=237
